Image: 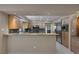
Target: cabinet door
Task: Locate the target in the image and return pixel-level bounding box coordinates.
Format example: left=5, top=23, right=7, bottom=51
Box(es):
left=8, top=15, right=18, bottom=29
left=62, top=32, right=69, bottom=48
left=76, top=16, right=79, bottom=36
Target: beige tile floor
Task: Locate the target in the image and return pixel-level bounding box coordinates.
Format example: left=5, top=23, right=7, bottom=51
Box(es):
left=56, top=42, right=74, bottom=54
left=8, top=42, right=74, bottom=54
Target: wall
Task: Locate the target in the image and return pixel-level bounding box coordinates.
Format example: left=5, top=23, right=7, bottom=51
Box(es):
left=71, top=17, right=77, bottom=36
left=0, top=12, right=8, bottom=53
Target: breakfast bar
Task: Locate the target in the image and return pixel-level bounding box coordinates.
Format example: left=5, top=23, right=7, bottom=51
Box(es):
left=3, top=33, right=58, bottom=54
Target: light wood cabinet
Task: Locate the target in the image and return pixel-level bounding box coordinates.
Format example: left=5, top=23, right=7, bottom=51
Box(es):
left=71, top=16, right=79, bottom=53
left=8, top=15, right=19, bottom=29
left=76, top=16, right=79, bottom=36
left=62, top=32, right=69, bottom=48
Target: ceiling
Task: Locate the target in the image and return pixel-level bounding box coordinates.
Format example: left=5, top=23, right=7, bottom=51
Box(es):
left=0, top=4, right=79, bottom=16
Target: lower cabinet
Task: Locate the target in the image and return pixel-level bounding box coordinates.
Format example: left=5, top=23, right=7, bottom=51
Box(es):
left=7, top=35, right=56, bottom=54
left=71, top=37, right=79, bottom=54
left=62, top=32, right=69, bottom=48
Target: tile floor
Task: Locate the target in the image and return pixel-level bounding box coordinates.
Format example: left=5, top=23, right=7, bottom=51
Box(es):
left=8, top=42, right=74, bottom=54
left=56, top=42, right=74, bottom=54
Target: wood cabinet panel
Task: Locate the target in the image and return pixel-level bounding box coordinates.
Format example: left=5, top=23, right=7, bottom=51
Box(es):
left=71, top=16, right=79, bottom=53
left=62, top=32, right=69, bottom=48
left=71, top=37, right=79, bottom=53
left=8, top=15, right=19, bottom=29
left=76, top=16, right=79, bottom=36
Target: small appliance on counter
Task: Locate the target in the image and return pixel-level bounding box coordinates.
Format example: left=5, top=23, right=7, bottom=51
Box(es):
left=24, top=25, right=45, bottom=33
left=32, top=25, right=39, bottom=33
left=25, top=28, right=32, bottom=33
left=9, top=29, right=19, bottom=33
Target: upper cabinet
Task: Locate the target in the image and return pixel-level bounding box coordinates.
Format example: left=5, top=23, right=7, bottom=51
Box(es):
left=8, top=15, right=18, bottom=29
left=8, top=15, right=31, bottom=29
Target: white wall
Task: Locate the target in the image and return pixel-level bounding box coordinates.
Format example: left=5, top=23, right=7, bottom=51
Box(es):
left=0, top=12, right=8, bottom=53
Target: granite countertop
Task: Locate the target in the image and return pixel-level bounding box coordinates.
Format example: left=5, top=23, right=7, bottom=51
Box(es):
left=3, top=33, right=59, bottom=36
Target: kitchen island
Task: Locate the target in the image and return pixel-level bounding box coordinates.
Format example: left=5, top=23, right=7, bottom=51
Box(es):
left=3, top=33, right=59, bottom=54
